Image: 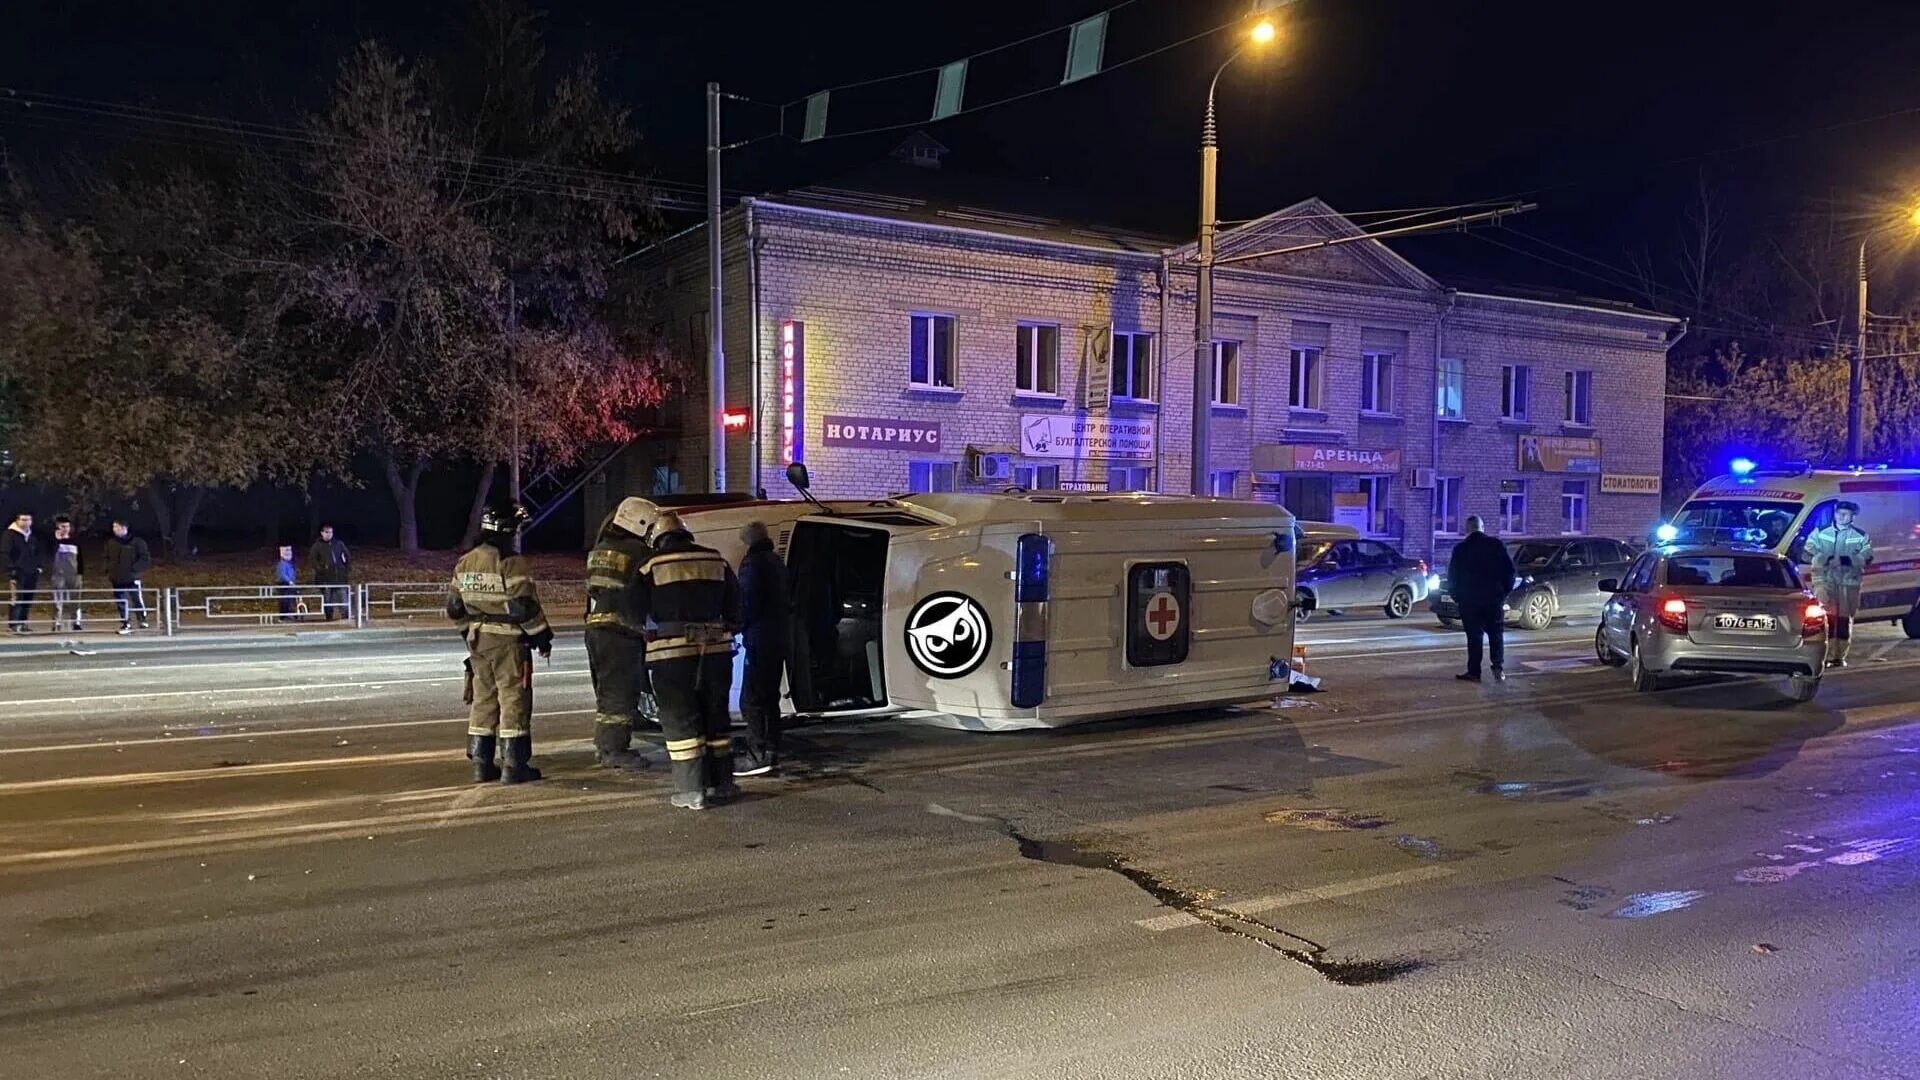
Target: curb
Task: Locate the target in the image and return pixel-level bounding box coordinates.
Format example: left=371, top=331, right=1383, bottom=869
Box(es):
left=0, top=622, right=589, bottom=657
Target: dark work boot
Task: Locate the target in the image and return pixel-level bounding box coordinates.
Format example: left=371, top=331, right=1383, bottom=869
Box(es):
left=501, top=735, right=542, bottom=784
left=468, top=735, right=501, bottom=783
left=592, top=722, right=650, bottom=770
left=706, top=743, right=739, bottom=803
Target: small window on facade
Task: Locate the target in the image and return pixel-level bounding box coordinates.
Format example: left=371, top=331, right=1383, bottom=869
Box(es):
left=1209, top=470, right=1240, bottom=497
left=910, top=314, right=957, bottom=389
left=1111, top=331, right=1153, bottom=401
left=1436, top=358, right=1464, bottom=419
left=1499, top=485, right=1526, bottom=535
left=1107, top=465, right=1153, bottom=492
left=1211, top=340, right=1241, bottom=406
left=1361, top=351, right=1394, bottom=413
left=1561, top=479, right=1589, bottom=534
left=1433, top=476, right=1464, bottom=535
left=1358, top=476, right=1392, bottom=536
left=1015, top=323, right=1059, bottom=396
left=1289, top=346, right=1323, bottom=410
left=908, top=460, right=958, bottom=493
left=1013, top=463, right=1060, bottom=490
left=1565, top=370, right=1593, bottom=425
left=1501, top=364, right=1531, bottom=420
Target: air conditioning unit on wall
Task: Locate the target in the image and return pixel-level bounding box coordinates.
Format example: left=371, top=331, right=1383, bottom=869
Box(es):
left=971, top=449, right=1012, bottom=482
left=1412, top=467, right=1437, bottom=490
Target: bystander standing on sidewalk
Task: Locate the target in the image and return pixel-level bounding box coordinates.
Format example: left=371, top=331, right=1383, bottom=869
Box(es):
left=49, top=516, right=85, bottom=632
left=5, top=510, right=42, bottom=634
left=104, top=519, right=153, bottom=635
left=274, top=543, right=299, bottom=620
left=309, top=524, right=351, bottom=621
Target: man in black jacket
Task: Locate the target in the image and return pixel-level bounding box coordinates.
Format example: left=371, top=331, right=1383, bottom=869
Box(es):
left=309, top=524, right=351, bottom=621
left=734, top=521, right=791, bottom=777
left=636, top=513, right=743, bottom=810
left=104, top=519, right=154, bottom=634
left=4, top=511, right=40, bottom=634
left=1447, top=515, right=1516, bottom=683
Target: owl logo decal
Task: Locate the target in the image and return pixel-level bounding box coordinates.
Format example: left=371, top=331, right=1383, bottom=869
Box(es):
left=904, top=592, right=993, bottom=679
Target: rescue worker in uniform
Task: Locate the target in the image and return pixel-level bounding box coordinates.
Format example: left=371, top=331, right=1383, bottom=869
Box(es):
left=1806, top=500, right=1873, bottom=667
left=634, top=512, right=742, bottom=810
left=584, top=512, right=651, bottom=769
left=446, top=503, right=554, bottom=783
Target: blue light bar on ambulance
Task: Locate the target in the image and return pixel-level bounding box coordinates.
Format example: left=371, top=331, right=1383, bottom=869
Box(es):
left=1655, top=523, right=1680, bottom=543
left=1730, top=457, right=1757, bottom=476
left=1011, top=532, right=1051, bottom=708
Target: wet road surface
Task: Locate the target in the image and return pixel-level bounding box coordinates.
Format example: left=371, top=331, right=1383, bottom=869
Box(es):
left=2, top=616, right=1918, bottom=1078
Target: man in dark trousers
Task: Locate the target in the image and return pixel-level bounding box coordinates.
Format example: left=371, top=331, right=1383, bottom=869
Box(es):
left=309, top=524, right=352, bottom=621
left=446, top=503, right=553, bottom=784
left=103, top=519, right=153, bottom=635
left=635, top=512, right=742, bottom=811
left=1447, top=514, right=1516, bottom=683
left=4, top=510, right=40, bottom=634
left=583, top=512, right=652, bottom=769
left=734, top=520, right=790, bottom=777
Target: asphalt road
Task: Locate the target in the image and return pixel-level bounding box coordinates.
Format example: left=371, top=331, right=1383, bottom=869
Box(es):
left=3, top=614, right=1918, bottom=1079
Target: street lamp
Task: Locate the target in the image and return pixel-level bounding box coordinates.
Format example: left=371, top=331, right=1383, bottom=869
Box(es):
left=1191, top=12, right=1279, bottom=496
left=1847, top=200, right=1920, bottom=462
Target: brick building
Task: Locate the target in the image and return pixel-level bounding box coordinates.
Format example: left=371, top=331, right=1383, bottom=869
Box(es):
left=597, top=152, right=1684, bottom=563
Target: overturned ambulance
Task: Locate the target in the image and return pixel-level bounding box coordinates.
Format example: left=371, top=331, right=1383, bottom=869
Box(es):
left=613, top=467, right=1305, bottom=731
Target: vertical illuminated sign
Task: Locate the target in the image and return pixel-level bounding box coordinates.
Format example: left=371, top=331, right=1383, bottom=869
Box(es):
left=780, top=319, right=805, bottom=466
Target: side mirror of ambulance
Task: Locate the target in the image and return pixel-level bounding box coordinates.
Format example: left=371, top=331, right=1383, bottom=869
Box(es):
left=1597, top=578, right=1619, bottom=593
left=787, top=462, right=812, bottom=491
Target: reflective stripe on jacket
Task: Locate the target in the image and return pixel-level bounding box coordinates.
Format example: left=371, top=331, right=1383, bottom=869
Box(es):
left=448, top=543, right=551, bottom=641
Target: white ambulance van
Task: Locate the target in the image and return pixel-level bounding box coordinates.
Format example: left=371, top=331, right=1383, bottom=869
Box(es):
left=1664, top=463, right=1920, bottom=636
left=609, top=467, right=1306, bottom=731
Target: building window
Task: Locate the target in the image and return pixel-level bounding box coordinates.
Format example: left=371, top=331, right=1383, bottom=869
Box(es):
left=1433, top=476, right=1464, bottom=535
left=910, top=314, right=957, bottom=389
left=1210, top=340, right=1241, bottom=406
left=1499, top=485, right=1526, bottom=535
left=1501, top=364, right=1530, bottom=420
left=1289, top=346, right=1323, bottom=410
left=1111, top=331, right=1153, bottom=402
left=1015, top=323, right=1058, bottom=396
left=1436, top=358, right=1464, bottom=419
left=1013, top=463, right=1060, bottom=490
left=1209, top=470, right=1240, bottom=497
left=1565, top=370, right=1592, bottom=425
left=1357, top=476, right=1392, bottom=536
left=1561, top=479, right=1589, bottom=534
left=1108, top=465, right=1153, bottom=491
left=1361, top=351, right=1394, bottom=414
left=908, top=460, right=958, bottom=493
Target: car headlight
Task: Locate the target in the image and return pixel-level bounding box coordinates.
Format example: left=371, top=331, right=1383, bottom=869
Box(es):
left=1425, top=574, right=1441, bottom=590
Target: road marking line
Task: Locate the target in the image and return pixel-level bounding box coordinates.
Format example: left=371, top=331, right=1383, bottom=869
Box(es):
left=0, top=653, right=464, bottom=678
left=3, top=670, right=589, bottom=708
left=1134, top=866, right=1458, bottom=931
left=0, top=750, right=452, bottom=793
left=0, top=709, right=597, bottom=756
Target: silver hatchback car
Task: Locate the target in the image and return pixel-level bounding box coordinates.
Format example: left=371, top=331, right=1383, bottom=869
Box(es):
left=1594, top=545, right=1828, bottom=701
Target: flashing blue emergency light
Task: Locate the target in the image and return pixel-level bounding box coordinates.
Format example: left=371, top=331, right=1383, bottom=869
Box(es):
left=1730, top=457, right=1757, bottom=476
left=1011, top=532, right=1052, bottom=709
left=1655, top=523, right=1680, bottom=543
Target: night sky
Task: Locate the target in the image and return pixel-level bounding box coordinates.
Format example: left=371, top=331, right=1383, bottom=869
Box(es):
left=7, top=0, right=1920, bottom=303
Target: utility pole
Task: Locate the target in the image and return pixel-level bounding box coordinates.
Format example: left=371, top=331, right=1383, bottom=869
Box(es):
left=706, top=82, right=728, bottom=494
left=508, top=279, right=523, bottom=552
left=1191, top=95, right=1219, bottom=497
left=1848, top=238, right=1867, bottom=463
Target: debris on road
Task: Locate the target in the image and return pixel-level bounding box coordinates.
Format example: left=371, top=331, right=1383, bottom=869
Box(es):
left=1752, top=942, right=1779, bottom=954
left=1265, top=807, right=1390, bottom=830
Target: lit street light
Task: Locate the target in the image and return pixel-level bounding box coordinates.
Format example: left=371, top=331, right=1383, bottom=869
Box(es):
left=1191, top=6, right=1284, bottom=496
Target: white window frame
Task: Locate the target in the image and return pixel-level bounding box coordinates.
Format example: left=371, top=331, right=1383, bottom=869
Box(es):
left=1108, top=465, right=1153, bottom=492
left=1501, top=364, right=1530, bottom=421
left=1565, top=370, right=1593, bottom=425
left=1015, top=322, right=1060, bottom=397
left=1498, top=486, right=1526, bottom=535
left=1210, top=339, right=1242, bottom=406
left=1289, top=346, right=1323, bottom=410
left=1357, top=475, right=1392, bottom=536
left=908, top=460, right=958, bottom=493
left=1561, top=479, right=1589, bottom=535
left=909, top=313, right=958, bottom=390
left=1012, top=463, right=1060, bottom=490
left=1433, top=476, right=1464, bottom=536
left=1361, top=351, right=1394, bottom=414
left=1208, top=469, right=1240, bottom=497
left=1435, top=357, right=1464, bottom=419
left=1111, top=331, right=1154, bottom=402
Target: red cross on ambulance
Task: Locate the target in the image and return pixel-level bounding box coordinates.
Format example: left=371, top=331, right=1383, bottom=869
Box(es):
left=1144, top=590, right=1182, bottom=641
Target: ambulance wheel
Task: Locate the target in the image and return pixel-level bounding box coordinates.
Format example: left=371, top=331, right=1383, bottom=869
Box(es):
left=1903, top=607, right=1920, bottom=639
left=1384, top=587, right=1414, bottom=619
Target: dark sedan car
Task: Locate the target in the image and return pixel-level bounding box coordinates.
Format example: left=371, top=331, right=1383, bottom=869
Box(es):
left=1433, top=536, right=1638, bottom=631
left=1295, top=537, right=1431, bottom=621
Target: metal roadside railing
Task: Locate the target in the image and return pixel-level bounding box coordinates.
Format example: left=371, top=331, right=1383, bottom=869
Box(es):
left=4, top=579, right=588, bottom=638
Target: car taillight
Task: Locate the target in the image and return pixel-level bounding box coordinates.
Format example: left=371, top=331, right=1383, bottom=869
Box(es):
left=1803, top=601, right=1826, bottom=636
left=1658, top=598, right=1689, bottom=633
left=1416, top=559, right=1428, bottom=576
